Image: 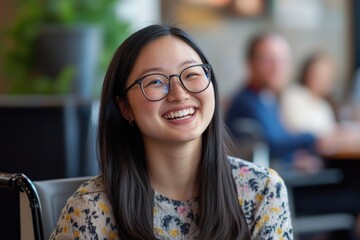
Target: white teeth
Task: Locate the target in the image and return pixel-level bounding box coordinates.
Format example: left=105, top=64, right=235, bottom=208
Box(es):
left=164, top=107, right=196, bottom=120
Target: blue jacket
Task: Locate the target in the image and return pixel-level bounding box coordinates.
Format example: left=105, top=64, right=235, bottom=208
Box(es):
left=225, top=86, right=316, bottom=162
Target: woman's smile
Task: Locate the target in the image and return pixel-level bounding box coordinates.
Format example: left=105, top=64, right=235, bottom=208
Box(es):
left=162, top=106, right=197, bottom=121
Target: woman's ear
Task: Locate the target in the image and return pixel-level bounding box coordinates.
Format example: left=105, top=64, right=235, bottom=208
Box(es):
left=116, top=97, right=134, bottom=122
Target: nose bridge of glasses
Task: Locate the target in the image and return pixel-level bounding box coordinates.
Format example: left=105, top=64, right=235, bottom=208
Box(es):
left=164, top=74, right=191, bottom=100
left=168, top=74, right=186, bottom=89
left=168, top=73, right=181, bottom=81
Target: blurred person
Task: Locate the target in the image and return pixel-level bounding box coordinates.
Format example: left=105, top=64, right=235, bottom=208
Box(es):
left=50, top=25, right=292, bottom=239
left=226, top=32, right=323, bottom=172
left=282, top=52, right=360, bottom=155
left=282, top=52, right=360, bottom=239
left=282, top=52, right=336, bottom=136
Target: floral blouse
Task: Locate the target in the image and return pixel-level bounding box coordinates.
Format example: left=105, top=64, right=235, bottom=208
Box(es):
left=50, top=157, right=293, bottom=239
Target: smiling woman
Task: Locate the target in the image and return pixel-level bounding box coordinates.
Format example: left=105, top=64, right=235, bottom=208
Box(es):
left=50, top=24, right=293, bottom=240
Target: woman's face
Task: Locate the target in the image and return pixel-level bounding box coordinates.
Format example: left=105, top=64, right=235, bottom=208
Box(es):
left=120, top=36, right=215, bottom=144
left=306, top=58, right=335, bottom=97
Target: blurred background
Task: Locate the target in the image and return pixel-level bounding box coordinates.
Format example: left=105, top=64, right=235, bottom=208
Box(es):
left=1, top=0, right=360, bottom=239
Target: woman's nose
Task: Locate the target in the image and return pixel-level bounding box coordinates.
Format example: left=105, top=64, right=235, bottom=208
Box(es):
left=166, top=78, right=190, bottom=102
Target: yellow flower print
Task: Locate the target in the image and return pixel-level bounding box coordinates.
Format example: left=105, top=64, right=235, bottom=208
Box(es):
left=153, top=207, right=158, bottom=215
left=65, top=214, right=71, bottom=221
left=74, top=208, right=81, bottom=217
left=276, top=227, right=282, bottom=235
left=63, top=225, right=68, bottom=233
left=169, top=229, right=180, bottom=237
left=270, top=207, right=281, bottom=214
left=255, top=214, right=270, bottom=230
left=268, top=168, right=278, bottom=176
left=74, top=230, right=80, bottom=238
left=154, top=227, right=164, bottom=236
left=98, top=201, right=110, bottom=213
left=108, top=231, right=117, bottom=240
left=79, top=188, right=89, bottom=194
left=255, top=194, right=264, bottom=203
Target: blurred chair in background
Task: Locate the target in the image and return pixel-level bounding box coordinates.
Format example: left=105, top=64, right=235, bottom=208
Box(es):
left=231, top=118, right=270, bottom=168
left=284, top=169, right=356, bottom=239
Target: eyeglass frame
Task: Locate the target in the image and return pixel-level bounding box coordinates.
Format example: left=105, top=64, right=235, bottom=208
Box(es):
left=122, top=63, right=212, bottom=102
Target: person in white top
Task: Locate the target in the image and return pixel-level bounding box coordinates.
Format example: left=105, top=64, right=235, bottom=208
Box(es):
left=281, top=52, right=336, bottom=136
left=282, top=52, right=360, bottom=156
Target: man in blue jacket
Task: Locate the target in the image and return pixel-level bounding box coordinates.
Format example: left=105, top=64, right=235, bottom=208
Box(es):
left=226, top=32, right=322, bottom=170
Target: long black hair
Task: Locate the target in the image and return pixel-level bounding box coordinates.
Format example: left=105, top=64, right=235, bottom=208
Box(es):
left=98, top=24, right=250, bottom=239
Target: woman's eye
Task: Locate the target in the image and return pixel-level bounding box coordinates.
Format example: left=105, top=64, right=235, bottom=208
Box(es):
left=152, top=79, right=163, bottom=85
left=144, top=79, right=164, bottom=87
left=185, top=72, right=200, bottom=79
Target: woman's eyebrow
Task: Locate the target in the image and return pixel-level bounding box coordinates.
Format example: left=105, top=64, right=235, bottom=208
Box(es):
left=137, top=59, right=202, bottom=77
left=178, top=59, right=200, bottom=68
left=137, top=67, right=163, bottom=77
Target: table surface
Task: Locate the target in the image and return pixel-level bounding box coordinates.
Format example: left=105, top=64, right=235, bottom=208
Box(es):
left=322, top=148, right=360, bottom=160
left=320, top=121, right=360, bottom=160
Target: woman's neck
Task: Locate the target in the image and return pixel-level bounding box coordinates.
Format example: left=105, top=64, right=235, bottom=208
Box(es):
left=144, top=137, right=202, bottom=201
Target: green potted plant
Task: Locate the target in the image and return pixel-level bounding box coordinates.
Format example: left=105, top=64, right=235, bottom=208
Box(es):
left=2, top=0, right=129, bottom=96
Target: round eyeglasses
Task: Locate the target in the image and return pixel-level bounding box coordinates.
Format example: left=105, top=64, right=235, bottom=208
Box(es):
left=123, top=64, right=212, bottom=101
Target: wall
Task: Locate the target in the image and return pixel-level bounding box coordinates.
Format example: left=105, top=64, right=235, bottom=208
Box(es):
left=161, top=0, right=351, bottom=103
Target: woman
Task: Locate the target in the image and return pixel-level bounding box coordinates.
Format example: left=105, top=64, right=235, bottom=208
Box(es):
left=51, top=25, right=292, bottom=239
left=281, top=52, right=337, bottom=136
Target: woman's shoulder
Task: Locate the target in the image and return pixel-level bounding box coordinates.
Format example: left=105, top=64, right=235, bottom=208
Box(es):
left=50, top=175, right=118, bottom=239
left=228, top=157, right=293, bottom=238
left=227, top=156, right=286, bottom=196
left=63, top=175, right=112, bottom=219
left=72, top=175, right=106, bottom=198
left=228, top=156, right=277, bottom=179
left=66, top=175, right=112, bottom=215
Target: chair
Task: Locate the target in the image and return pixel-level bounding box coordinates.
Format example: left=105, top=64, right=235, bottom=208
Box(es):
left=281, top=169, right=356, bottom=237
left=22, top=176, right=92, bottom=240
left=232, top=118, right=270, bottom=168
left=0, top=172, right=91, bottom=240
